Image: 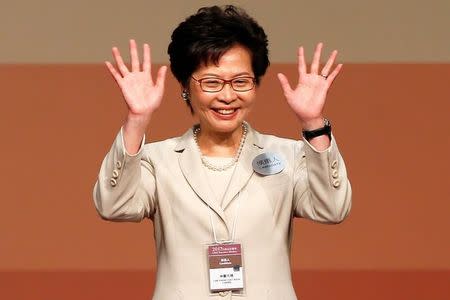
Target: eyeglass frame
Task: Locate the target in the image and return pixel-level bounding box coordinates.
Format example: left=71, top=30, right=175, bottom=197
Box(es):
left=190, top=76, right=256, bottom=93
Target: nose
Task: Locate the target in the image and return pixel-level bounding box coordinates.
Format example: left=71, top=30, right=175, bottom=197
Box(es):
left=218, top=82, right=237, bottom=103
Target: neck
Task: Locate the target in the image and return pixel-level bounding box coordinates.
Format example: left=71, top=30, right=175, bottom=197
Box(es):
left=196, top=123, right=244, bottom=157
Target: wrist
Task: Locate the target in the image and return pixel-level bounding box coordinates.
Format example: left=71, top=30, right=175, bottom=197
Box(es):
left=302, top=118, right=332, bottom=142
left=126, top=113, right=151, bottom=128
left=124, top=115, right=150, bottom=138
left=301, top=117, right=325, bottom=131
left=122, top=118, right=148, bottom=156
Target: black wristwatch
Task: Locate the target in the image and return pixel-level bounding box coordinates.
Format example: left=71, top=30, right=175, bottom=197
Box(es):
left=302, top=118, right=332, bottom=141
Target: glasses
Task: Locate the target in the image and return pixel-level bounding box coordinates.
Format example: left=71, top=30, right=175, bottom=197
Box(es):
left=191, top=76, right=256, bottom=92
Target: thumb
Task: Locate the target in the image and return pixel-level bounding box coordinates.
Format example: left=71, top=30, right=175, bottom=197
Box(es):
left=277, top=73, right=292, bottom=96
left=155, top=65, right=168, bottom=90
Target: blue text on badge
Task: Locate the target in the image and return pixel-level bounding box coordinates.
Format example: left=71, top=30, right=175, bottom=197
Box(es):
left=252, top=152, right=285, bottom=176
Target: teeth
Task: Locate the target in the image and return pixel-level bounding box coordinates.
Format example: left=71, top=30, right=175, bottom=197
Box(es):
left=216, top=109, right=235, bottom=115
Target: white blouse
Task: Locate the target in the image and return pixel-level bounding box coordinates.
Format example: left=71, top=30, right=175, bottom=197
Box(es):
left=202, top=156, right=236, bottom=207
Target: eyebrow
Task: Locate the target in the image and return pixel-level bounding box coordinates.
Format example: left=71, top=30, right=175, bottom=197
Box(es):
left=199, top=72, right=253, bottom=78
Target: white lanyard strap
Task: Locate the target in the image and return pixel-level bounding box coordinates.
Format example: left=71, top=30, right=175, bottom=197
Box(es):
left=207, top=192, right=241, bottom=244
left=201, top=151, right=255, bottom=244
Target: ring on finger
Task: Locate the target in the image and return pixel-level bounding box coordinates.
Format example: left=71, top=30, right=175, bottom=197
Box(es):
left=320, top=73, right=329, bottom=79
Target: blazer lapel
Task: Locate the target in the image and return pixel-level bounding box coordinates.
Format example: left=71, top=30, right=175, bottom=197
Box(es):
left=175, top=127, right=227, bottom=224
left=222, top=124, right=265, bottom=210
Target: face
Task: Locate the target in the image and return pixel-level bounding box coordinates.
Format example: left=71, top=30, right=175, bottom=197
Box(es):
left=188, top=44, right=257, bottom=135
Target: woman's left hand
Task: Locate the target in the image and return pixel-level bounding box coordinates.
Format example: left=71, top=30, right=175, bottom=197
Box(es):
left=277, top=42, right=342, bottom=130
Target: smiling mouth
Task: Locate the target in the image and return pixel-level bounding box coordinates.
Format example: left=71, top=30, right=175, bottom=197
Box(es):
left=212, top=108, right=238, bottom=115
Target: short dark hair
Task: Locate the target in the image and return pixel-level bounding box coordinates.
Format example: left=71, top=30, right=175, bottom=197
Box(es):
left=168, top=5, right=269, bottom=109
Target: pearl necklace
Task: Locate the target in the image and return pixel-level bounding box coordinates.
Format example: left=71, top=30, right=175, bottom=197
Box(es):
left=193, top=123, right=248, bottom=172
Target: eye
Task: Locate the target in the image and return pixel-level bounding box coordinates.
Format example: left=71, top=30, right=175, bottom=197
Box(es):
left=232, top=77, right=252, bottom=87
left=201, top=78, right=223, bottom=87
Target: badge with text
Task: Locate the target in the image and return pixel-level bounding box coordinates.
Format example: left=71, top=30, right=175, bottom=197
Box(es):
left=252, top=152, right=285, bottom=176
left=208, top=243, right=244, bottom=292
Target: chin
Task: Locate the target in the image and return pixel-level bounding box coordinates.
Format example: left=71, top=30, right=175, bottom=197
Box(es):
left=206, top=109, right=245, bottom=132
left=209, top=120, right=241, bottom=133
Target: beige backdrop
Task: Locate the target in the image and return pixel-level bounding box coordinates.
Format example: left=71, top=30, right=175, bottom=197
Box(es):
left=2, top=0, right=450, bottom=63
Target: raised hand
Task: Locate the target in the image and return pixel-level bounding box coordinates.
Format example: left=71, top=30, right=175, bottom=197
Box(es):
left=277, top=43, right=342, bottom=130
left=105, top=39, right=167, bottom=154
left=106, top=39, right=167, bottom=124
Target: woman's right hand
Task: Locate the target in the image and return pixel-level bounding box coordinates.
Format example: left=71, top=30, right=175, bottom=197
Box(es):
left=106, top=39, right=167, bottom=154
left=106, top=39, right=167, bottom=125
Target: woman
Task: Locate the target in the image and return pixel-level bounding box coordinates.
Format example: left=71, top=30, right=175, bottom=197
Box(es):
left=94, top=5, right=351, bottom=300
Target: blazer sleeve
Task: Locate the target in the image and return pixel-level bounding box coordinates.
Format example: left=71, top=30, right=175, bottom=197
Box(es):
left=292, top=135, right=352, bottom=223
left=93, top=128, right=157, bottom=222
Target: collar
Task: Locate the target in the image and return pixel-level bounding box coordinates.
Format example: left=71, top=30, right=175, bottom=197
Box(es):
left=173, top=122, right=264, bottom=152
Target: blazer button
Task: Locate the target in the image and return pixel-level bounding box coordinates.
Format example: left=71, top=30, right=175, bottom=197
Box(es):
left=115, top=161, right=122, bottom=169
left=332, top=169, right=339, bottom=178
left=331, top=159, right=338, bottom=169
left=332, top=179, right=340, bottom=188
left=110, top=178, right=117, bottom=187
left=112, top=170, right=119, bottom=178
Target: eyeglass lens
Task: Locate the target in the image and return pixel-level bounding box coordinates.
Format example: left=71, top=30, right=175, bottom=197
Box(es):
left=200, top=77, right=254, bottom=92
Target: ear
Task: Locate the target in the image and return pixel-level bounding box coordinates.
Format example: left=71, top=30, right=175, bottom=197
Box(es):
left=179, top=84, right=194, bottom=114
left=181, top=90, right=190, bottom=102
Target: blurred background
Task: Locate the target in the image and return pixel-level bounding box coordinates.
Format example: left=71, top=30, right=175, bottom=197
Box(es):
left=1, top=0, right=449, bottom=299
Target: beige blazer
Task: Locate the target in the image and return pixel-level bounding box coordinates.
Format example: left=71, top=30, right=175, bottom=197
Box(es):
left=93, top=123, right=352, bottom=300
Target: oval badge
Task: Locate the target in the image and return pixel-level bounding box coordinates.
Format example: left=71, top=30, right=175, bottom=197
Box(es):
left=252, top=152, right=285, bottom=176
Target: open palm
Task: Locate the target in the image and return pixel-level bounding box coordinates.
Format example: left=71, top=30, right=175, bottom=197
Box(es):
left=106, top=39, right=167, bottom=120
left=277, top=43, right=342, bottom=125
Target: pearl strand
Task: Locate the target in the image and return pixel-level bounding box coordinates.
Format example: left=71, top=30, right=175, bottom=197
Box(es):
left=193, top=123, right=248, bottom=172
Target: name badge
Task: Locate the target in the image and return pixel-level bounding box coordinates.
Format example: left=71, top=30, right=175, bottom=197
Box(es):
left=252, top=152, right=285, bottom=176
left=208, top=243, right=244, bottom=292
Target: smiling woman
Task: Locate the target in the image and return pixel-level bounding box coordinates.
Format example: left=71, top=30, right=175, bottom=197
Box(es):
left=93, top=5, right=352, bottom=300
left=188, top=45, right=256, bottom=143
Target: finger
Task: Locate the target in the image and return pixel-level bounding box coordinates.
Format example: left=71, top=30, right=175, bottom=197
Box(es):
left=129, top=39, right=140, bottom=72
left=310, top=42, right=323, bottom=74
left=105, top=61, right=122, bottom=83
left=277, top=73, right=293, bottom=96
left=325, top=63, right=343, bottom=85
left=321, top=50, right=338, bottom=76
left=112, top=47, right=130, bottom=76
left=143, top=43, right=151, bottom=73
left=155, top=65, right=168, bottom=91
left=297, top=46, right=307, bottom=75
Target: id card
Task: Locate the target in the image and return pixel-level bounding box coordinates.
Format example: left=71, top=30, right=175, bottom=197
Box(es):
left=208, top=243, right=244, bottom=292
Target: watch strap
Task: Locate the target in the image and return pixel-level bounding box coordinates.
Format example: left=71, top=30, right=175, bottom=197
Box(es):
left=302, top=118, right=332, bottom=141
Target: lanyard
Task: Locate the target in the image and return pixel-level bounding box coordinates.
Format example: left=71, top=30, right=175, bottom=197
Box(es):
left=203, top=162, right=242, bottom=244
left=207, top=191, right=241, bottom=244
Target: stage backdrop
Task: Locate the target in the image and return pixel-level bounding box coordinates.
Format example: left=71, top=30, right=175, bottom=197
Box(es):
left=1, top=63, right=449, bottom=270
